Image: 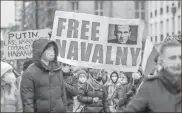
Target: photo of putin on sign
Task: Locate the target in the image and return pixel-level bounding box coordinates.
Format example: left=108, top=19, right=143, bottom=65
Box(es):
left=108, top=25, right=137, bottom=44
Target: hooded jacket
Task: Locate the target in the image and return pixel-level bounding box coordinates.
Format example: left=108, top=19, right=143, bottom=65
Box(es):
left=123, top=69, right=181, bottom=112
left=1, top=61, right=23, bottom=112
left=20, top=39, right=67, bottom=112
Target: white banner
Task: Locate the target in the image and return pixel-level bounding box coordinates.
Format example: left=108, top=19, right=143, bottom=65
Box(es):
left=51, top=11, right=145, bottom=72
left=4, top=29, right=52, bottom=60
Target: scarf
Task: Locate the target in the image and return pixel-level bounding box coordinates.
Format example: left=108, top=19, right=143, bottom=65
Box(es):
left=108, top=83, right=117, bottom=99
left=159, top=69, right=181, bottom=94
left=87, top=74, right=103, bottom=90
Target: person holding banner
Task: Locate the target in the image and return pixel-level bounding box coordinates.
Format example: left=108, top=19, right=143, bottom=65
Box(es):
left=123, top=41, right=181, bottom=112
left=77, top=68, right=110, bottom=113
left=20, top=39, right=67, bottom=112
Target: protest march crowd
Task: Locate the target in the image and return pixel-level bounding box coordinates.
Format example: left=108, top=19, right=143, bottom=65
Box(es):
left=1, top=11, right=181, bottom=113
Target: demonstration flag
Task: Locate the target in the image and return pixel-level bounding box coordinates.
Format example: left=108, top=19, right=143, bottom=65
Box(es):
left=141, top=37, right=158, bottom=76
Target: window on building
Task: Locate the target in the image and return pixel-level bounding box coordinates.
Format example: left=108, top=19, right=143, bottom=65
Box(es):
left=151, top=37, right=153, bottom=42
left=155, top=22, right=157, bottom=36
left=166, top=33, right=169, bottom=37
left=150, top=24, right=153, bottom=36
left=160, top=21, right=163, bottom=35
left=160, top=8, right=163, bottom=15
left=141, top=2, right=145, bottom=10
left=160, top=34, right=163, bottom=42
left=155, top=10, right=157, bottom=16
left=172, top=17, right=175, bottom=34
left=71, top=1, right=79, bottom=12
left=95, top=1, right=104, bottom=16
left=135, top=1, right=139, bottom=10
left=166, top=6, right=169, bottom=13
left=166, top=19, right=169, bottom=34
left=155, top=36, right=157, bottom=43
left=141, top=12, right=145, bottom=20
left=135, top=1, right=145, bottom=20
left=178, top=1, right=181, bottom=8
left=150, top=12, right=152, bottom=18
left=178, top=31, right=181, bottom=35
left=135, top=12, right=139, bottom=18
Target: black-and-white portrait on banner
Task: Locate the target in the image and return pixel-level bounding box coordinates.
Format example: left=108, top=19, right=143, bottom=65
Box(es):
left=108, top=24, right=138, bottom=45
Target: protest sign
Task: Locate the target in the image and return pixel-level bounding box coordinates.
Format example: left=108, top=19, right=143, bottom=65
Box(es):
left=51, top=11, right=144, bottom=72
left=3, top=28, right=52, bottom=60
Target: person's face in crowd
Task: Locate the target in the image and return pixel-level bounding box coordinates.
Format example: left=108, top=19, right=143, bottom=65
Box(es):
left=119, top=72, right=128, bottom=85
left=42, top=45, right=55, bottom=62
left=160, top=46, right=181, bottom=76
left=132, top=72, right=142, bottom=80
left=78, top=74, right=87, bottom=83
left=1, top=69, right=16, bottom=85
left=90, top=69, right=103, bottom=82
left=111, top=73, right=118, bottom=83
left=100, top=70, right=108, bottom=83
left=116, top=25, right=131, bottom=44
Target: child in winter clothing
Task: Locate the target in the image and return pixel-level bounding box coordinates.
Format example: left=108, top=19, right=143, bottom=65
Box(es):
left=1, top=61, right=23, bottom=112
left=73, top=69, right=88, bottom=112
left=77, top=68, right=110, bottom=113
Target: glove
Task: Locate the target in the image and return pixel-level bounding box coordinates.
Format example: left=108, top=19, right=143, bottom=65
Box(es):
left=126, top=90, right=134, bottom=98
left=131, top=85, right=136, bottom=93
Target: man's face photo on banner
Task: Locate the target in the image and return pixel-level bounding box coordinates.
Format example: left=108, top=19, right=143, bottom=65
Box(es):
left=108, top=24, right=138, bottom=45
left=114, top=25, right=131, bottom=44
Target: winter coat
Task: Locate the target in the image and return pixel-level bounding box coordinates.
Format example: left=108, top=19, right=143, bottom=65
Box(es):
left=123, top=69, right=181, bottom=112
left=105, top=80, right=126, bottom=112
left=77, top=75, right=110, bottom=113
left=1, top=61, right=23, bottom=112
left=63, top=73, right=78, bottom=112
left=20, top=39, right=67, bottom=112
left=1, top=89, right=23, bottom=112
left=117, top=75, right=143, bottom=108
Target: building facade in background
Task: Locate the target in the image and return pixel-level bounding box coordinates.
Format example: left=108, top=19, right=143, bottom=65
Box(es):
left=148, top=1, right=181, bottom=44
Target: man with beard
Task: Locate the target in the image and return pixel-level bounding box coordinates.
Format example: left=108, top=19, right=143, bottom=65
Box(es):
left=108, top=25, right=136, bottom=44
left=123, top=41, right=181, bottom=112
left=77, top=68, right=110, bottom=113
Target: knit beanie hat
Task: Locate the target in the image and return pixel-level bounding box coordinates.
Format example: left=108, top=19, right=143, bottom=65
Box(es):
left=77, top=70, right=88, bottom=79
left=1, top=61, right=13, bottom=77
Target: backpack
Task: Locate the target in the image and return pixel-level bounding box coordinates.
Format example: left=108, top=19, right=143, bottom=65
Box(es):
left=73, top=82, right=89, bottom=112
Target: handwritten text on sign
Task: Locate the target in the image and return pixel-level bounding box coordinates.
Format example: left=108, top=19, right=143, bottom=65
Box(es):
left=52, top=11, right=144, bottom=72
left=4, top=29, right=52, bottom=60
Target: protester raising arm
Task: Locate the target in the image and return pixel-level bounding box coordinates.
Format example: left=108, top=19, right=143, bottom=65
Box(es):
left=20, top=71, right=35, bottom=112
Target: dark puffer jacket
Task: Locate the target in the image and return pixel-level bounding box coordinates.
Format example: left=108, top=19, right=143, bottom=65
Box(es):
left=20, top=39, right=67, bottom=112
left=77, top=81, right=110, bottom=113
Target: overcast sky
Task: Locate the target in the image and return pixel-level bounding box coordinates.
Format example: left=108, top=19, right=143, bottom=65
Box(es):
left=1, top=1, right=15, bottom=28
